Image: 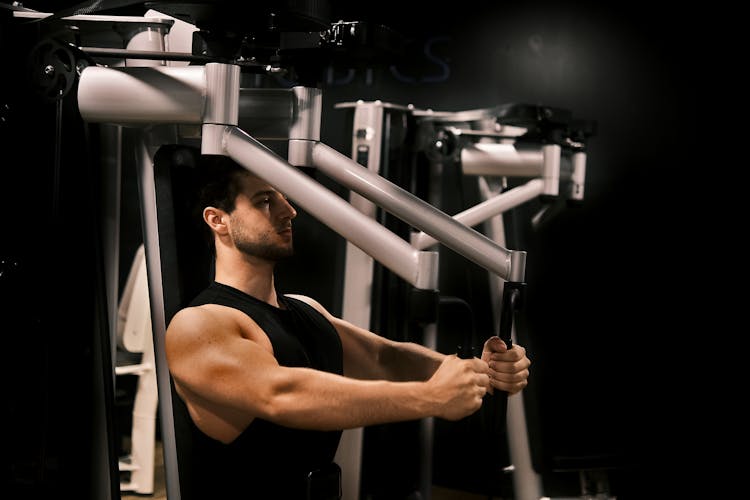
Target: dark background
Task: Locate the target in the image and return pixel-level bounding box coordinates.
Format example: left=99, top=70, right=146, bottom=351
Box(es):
left=1, top=1, right=709, bottom=499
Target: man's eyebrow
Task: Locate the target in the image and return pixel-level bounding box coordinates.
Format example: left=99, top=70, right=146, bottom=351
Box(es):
left=250, top=189, right=278, bottom=200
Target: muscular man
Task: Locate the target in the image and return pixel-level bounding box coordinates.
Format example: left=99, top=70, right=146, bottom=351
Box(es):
left=166, top=157, right=531, bottom=499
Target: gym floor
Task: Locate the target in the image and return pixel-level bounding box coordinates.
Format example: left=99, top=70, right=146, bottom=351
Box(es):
left=120, top=440, right=166, bottom=500
left=119, top=440, right=490, bottom=500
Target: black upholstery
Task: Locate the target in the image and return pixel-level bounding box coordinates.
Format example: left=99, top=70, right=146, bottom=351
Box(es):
left=153, top=144, right=214, bottom=323
left=152, top=144, right=213, bottom=500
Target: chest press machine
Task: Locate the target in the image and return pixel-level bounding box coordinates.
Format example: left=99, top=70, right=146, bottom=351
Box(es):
left=13, top=3, right=594, bottom=499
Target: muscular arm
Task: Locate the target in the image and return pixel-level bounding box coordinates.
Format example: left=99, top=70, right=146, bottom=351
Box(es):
left=287, top=294, right=445, bottom=381
left=166, top=304, right=489, bottom=439
left=290, top=295, right=531, bottom=395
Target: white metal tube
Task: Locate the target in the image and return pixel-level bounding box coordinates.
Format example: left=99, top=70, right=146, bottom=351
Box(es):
left=290, top=87, right=322, bottom=141
left=507, top=390, right=543, bottom=500
left=204, top=63, right=239, bottom=126
left=569, top=151, right=587, bottom=201
left=125, top=26, right=167, bottom=67
left=412, top=179, right=545, bottom=250
left=461, top=143, right=543, bottom=177
left=542, top=144, right=561, bottom=196
left=78, top=66, right=206, bottom=124
left=288, top=87, right=323, bottom=166
left=311, top=141, right=526, bottom=282
left=336, top=100, right=390, bottom=500
left=135, top=129, right=181, bottom=500
left=221, top=127, right=428, bottom=288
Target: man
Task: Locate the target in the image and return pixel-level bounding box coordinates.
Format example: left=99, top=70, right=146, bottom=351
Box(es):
left=166, top=158, right=531, bottom=499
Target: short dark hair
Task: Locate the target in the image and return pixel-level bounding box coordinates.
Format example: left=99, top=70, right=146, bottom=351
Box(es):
left=195, top=155, right=250, bottom=250
left=197, top=156, right=249, bottom=212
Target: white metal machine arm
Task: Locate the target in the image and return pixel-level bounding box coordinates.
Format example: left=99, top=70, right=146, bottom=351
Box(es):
left=78, top=62, right=528, bottom=285
left=216, top=126, right=439, bottom=290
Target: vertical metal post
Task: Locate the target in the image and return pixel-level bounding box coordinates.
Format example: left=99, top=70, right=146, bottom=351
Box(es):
left=134, top=127, right=182, bottom=500
left=335, top=100, right=385, bottom=500
left=478, top=177, right=543, bottom=500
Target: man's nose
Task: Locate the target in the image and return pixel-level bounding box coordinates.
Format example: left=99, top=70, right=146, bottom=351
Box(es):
left=281, top=198, right=297, bottom=219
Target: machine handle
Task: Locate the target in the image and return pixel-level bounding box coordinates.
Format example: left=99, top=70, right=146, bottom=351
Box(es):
left=498, top=281, right=525, bottom=350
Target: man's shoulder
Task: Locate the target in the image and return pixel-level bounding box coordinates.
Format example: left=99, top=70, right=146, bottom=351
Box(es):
left=283, top=294, right=333, bottom=320
left=169, top=303, right=247, bottom=331
left=284, top=293, right=317, bottom=308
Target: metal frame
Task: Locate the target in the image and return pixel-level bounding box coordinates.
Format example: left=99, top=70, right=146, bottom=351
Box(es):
left=12, top=7, right=595, bottom=500
left=334, top=100, right=591, bottom=500
left=77, top=60, right=528, bottom=500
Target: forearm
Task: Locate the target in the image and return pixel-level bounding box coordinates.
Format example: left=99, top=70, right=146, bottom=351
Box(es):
left=262, top=366, right=436, bottom=430
left=336, top=318, right=446, bottom=381
left=378, top=339, right=445, bottom=382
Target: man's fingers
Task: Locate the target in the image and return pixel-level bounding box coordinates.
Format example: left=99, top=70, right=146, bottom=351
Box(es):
left=487, top=344, right=527, bottom=362
left=483, top=335, right=507, bottom=352
left=488, top=368, right=529, bottom=392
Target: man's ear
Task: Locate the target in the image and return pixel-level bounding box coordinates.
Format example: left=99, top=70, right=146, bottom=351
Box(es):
left=203, top=207, right=229, bottom=235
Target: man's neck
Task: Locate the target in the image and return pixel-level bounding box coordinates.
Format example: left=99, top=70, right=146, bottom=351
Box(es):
left=214, top=256, right=279, bottom=307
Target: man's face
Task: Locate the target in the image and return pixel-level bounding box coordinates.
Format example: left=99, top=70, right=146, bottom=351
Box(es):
left=228, top=174, right=297, bottom=261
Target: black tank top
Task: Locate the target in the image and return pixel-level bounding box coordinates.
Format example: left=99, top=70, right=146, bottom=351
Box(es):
left=172, top=281, right=344, bottom=500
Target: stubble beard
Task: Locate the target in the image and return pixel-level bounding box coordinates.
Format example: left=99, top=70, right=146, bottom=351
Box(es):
left=234, top=230, right=294, bottom=262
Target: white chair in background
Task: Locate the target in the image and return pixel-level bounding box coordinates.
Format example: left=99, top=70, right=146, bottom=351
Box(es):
left=115, top=244, right=158, bottom=495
